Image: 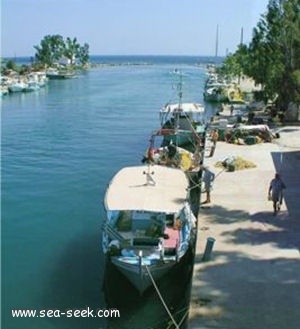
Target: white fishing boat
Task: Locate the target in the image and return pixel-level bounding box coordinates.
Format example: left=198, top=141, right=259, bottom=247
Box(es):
left=159, top=102, right=206, bottom=147
left=203, top=84, right=228, bottom=102
left=36, top=72, right=48, bottom=87
left=159, top=71, right=207, bottom=148
left=102, top=165, right=197, bottom=294
left=46, top=68, right=76, bottom=79
left=27, top=72, right=48, bottom=88
left=8, top=80, right=28, bottom=92
left=24, top=75, right=40, bottom=92
left=142, top=129, right=202, bottom=184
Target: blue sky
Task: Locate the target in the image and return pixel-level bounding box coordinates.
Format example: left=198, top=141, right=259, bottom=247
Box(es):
left=1, top=0, right=269, bottom=57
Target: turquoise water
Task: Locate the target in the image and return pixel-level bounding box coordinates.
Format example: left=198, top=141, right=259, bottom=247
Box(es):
left=2, top=57, right=216, bottom=329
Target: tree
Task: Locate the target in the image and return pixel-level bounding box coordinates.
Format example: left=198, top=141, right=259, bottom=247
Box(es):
left=5, top=59, right=19, bottom=71
left=34, top=34, right=65, bottom=66
left=78, top=43, right=90, bottom=66
left=220, top=0, right=300, bottom=108
left=34, top=35, right=90, bottom=67
left=63, top=37, right=80, bottom=65
left=218, top=44, right=249, bottom=80
left=255, top=0, right=300, bottom=108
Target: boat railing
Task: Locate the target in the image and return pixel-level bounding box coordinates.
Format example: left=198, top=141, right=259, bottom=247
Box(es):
left=103, top=223, right=126, bottom=242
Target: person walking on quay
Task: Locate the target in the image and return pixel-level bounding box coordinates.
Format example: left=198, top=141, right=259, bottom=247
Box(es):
left=268, top=173, right=286, bottom=215
left=209, top=129, right=219, bottom=157
left=202, top=166, right=215, bottom=204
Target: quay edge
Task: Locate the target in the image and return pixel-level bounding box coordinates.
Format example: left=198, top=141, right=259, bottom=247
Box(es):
left=188, top=125, right=300, bottom=329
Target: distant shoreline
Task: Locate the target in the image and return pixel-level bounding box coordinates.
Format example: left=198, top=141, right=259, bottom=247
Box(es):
left=3, top=54, right=225, bottom=66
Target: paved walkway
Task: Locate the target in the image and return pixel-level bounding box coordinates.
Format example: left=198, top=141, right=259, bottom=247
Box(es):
left=188, top=126, right=300, bottom=329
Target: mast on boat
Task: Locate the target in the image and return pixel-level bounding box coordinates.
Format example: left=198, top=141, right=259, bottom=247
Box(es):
left=240, top=26, right=244, bottom=45
left=175, top=71, right=183, bottom=137
left=215, top=24, right=219, bottom=63
left=238, top=26, right=244, bottom=83
left=174, top=72, right=202, bottom=147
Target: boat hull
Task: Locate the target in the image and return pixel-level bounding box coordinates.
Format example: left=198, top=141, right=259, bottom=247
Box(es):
left=111, top=257, right=175, bottom=293
left=8, top=83, right=27, bottom=92
left=102, top=165, right=198, bottom=294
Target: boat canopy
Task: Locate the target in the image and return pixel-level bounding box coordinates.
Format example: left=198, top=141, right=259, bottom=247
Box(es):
left=105, top=165, right=188, bottom=213
left=161, top=103, right=205, bottom=114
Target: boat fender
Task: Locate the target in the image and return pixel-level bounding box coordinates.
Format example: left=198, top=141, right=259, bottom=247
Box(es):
left=108, top=240, right=121, bottom=256
left=109, top=240, right=120, bottom=248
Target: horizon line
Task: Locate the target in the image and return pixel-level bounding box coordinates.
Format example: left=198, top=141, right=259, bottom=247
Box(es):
left=1, top=53, right=227, bottom=59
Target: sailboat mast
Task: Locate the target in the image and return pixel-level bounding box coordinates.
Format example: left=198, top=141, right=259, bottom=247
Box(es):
left=215, top=24, right=219, bottom=61
left=240, top=27, right=244, bottom=45
left=167, top=71, right=184, bottom=147
left=238, top=27, right=244, bottom=84
left=178, top=72, right=183, bottom=109
left=175, top=71, right=183, bottom=134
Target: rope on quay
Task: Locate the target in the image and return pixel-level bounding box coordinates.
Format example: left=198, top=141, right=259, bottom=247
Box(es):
left=145, top=265, right=180, bottom=329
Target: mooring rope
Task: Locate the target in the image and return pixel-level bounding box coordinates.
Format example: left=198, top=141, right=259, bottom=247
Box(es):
left=145, top=265, right=180, bottom=329
left=165, top=305, right=190, bottom=328
left=177, top=308, right=190, bottom=328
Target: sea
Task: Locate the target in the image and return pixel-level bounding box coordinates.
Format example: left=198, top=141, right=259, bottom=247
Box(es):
left=1, top=55, right=221, bottom=329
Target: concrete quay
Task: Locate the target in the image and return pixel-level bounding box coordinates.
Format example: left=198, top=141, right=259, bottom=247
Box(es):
left=188, top=126, right=300, bottom=329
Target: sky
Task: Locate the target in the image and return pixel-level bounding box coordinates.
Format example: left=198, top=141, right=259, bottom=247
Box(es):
left=1, top=0, right=269, bottom=57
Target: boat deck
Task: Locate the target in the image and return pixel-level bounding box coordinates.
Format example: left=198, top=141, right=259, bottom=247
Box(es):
left=105, top=165, right=189, bottom=213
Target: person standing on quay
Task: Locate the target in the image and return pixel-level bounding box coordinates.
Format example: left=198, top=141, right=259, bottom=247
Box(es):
left=268, top=173, right=286, bottom=215
left=209, top=129, right=219, bottom=157
left=202, top=167, right=215, bottom=204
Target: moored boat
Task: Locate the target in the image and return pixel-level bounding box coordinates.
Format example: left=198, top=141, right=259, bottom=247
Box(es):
left=102, top=164, right=197, bottom=294
left=203, top=84, right=228, bottom=102
left=46, top=68, right=76, bottom=79
left=24, top=81, right=40, bottom=92
left=142, top=129, right=203, bottom=185
left=8, top=80, right=28, bottom=92
left=160, top=102, right=206, bottom=147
